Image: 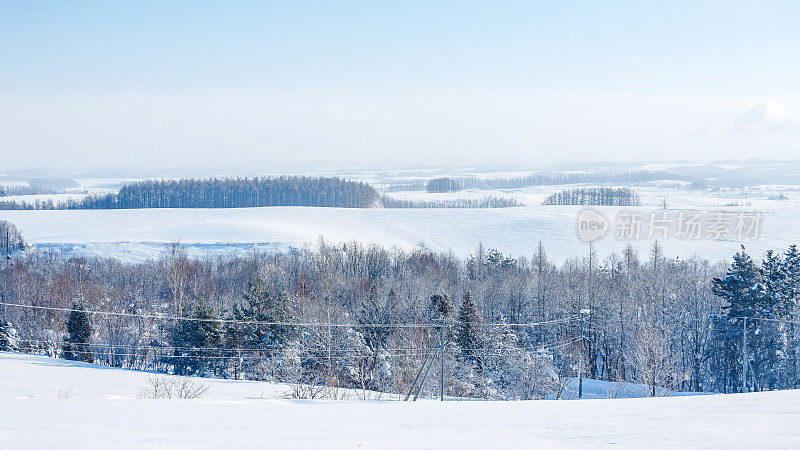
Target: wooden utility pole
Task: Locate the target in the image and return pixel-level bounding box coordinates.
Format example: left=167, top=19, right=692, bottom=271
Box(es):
left=439, top=322, right=445, bottom=401
left=742, top=318, right=748, bottom=393
left=578, top=309, right=590, bottom=399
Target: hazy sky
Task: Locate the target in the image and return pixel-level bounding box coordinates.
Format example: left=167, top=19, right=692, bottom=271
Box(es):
left=1, top=1, right=799, bottom=171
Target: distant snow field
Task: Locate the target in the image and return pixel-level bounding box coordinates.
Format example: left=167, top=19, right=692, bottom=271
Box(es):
left=2, top=173, right=800, bottom=263
left=1, top=183, right=799, bottom=263
left=1, top=352, right=798, bottom=448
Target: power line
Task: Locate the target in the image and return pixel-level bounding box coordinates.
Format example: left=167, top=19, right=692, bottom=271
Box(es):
left=0, top=301, right=580, bottom=328
left=14, top=338, right=579, bottom=361
left=15, top=337, right=579, bottom=355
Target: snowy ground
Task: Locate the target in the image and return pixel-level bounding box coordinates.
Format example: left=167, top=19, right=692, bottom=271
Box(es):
left=1, top=352, right=799, bottom=448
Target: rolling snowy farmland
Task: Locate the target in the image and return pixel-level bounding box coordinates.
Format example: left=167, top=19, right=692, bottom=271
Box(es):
left=2, top=183, right=799, bottom=263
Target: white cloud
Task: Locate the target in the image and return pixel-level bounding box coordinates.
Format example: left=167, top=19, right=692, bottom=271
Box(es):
left=728, top=100, right=800, bottom=135
left=687, top=126, right=710, bottom=138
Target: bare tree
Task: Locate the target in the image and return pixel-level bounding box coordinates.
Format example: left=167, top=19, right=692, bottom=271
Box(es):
left=629, top=322, right=679, bottom=397
left=161, top=244, right=190, bottom=316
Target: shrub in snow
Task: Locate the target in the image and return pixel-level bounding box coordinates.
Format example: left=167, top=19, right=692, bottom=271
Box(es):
left=137, top=375, right=210, bottom=399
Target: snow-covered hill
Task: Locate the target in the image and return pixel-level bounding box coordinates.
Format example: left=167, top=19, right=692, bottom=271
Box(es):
left=2, top=192, right=800, bottom=264
left=3, top=171, right=800, bottom=263
left=1, top=352, right=799, bottom=448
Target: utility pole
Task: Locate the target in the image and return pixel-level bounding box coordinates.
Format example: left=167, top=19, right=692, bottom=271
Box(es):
left=405, top=322, right=439, bottom=402
left=405, top=347, right=434, bottom=401
left=440, top=320, right=446, bottom=402
left=159, top=315, right=164, bottom=372
left=578, top=309, right=590, bottom=399
left=742, top=317, right=748, bottom=393
left=2, top=229, right=9, bottom=321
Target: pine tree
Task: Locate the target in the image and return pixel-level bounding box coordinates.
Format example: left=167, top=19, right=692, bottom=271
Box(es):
left=63, top=303, right=93, bottom=363
left=484, top=314, right=518, bottom=390
left=231, top=278, right=295, bottom=353
left=430, top=294, right=453, bottom=320
left=712, top=246, right=763, bottom=319
left=456, top=292, right=483, bottom=368
left=782, top=244, right=800, bottom=314
left=761, top=250, right=788, bottom=318
left=168, top=300, right=222, bottom=376
left=225, top=278, right=296, bottom=380
left=337, top=327, right=373, bottom=388
left=710, top=246, right=796, bottom=392
left=782, top=244, right=800, bottom=388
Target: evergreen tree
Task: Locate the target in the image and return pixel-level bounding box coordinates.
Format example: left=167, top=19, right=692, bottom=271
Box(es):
left=167, top=300, right=222, bottom=376
left=782, top=244, right=800, bottom=313
left=711, top=246, right=764, bottom=318
left=230, top=278, right=295, bottom=354
left=484, top=314, right=519, bottom=392
left=761, top=250, right=788, bottom=318
left=430, top=294, right=453, bottom=320
left=224, top=278, right=296, bottom=379
left=337, top=326, right=373, bottom=388
left=63, top=303, right=93, bottom=363
left=456, top=292, right=483, bottom=368
left=710, top=246, right=795, bottom=392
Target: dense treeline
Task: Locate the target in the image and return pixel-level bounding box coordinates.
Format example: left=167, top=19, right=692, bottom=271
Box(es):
left=542, top=187, right=641, bottom=206
left=391, top=170, right=686, bottom=194
left=427, top=177, right=463, bottom=193
left=0, top=176, right=381, bottom=210
left=471, top=170, right=683, bottom=189
left=0, top=185, right=60, bottom=197
left=88, top=177, right=381, bottom=209
left=0, top=176, right=520, bottom=210
left=2, top=238, right=799, bottom=398
left=384, top=180, right=427, bottom=192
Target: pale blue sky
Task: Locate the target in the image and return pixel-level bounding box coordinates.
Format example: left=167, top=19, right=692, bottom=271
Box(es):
left=1, top=1, right=799, bottom=170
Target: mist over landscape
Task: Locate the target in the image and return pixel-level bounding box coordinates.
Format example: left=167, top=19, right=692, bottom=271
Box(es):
left=2, top=1, right=800, bottom=448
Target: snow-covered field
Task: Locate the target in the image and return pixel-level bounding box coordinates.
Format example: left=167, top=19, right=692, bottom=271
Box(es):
left=2, top=167, right=800, bottom=263
left=1, top=184, right=799, bottom=263
left=1, top=351, right=799, bottom=448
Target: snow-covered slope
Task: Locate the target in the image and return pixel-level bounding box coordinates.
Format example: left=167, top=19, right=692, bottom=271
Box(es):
left=1, top=199, right=799, bottom=264
left=2, top=181, right=799, bottom=263
left=0, top=352, right=291, bottom=401
left=1, top=352, right=799, bottom=448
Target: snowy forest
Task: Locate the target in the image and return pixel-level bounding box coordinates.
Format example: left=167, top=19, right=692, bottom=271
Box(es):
left=0, top=177, right=381, bottom=210
left=427, top=177, right=464, bottom=193
left=386, top=170, right=693, bottom=193
left=542, top=188, right=642, bottom=206
left=416, top=171, right=687, bottom=194
left=0, top=176, right=523, bottom=210
left=2, top=232, right=800, bottom=399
